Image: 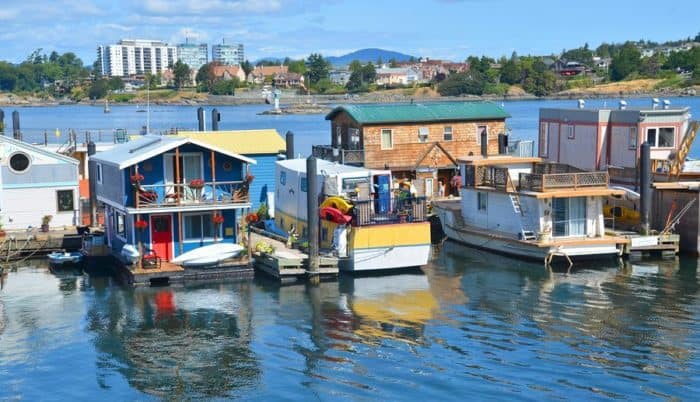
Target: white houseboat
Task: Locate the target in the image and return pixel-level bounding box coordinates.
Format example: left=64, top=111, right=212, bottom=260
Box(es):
left=275, top=159, right=431, bottom=272
left=432, top=155, right=628, bottom=263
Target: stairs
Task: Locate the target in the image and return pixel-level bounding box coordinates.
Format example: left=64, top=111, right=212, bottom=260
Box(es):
left=669, top=121, right=699, bottom=178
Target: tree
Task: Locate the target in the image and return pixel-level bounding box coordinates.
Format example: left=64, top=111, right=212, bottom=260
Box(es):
left=561, top=45, right=593, bottom=66
left=196, top=62, right=218, bottom=92
left=172, top=60, right=191, bottom=89
left=88, top=79, right=109, bottom=99
left=287, top=59, right=307, bottom=75
left=348, top=60, right=363, bottom=73
left=499, top=58, right=520, bottom=85
left=241, top=60, right=253, bottom=78
left=107, top=77, right=124, bottom=91
left=610, top=42, right=642, bottom=81
left=389, top=58, right=398, bottom=68
left=211, top=78, right=238, bottom=95
left=438, top=71, right=486, bottom=96
left=346, top=62, right=376, bottom=92
left=0, top=61, right=18, bottom=91
left=306, top=53, right=330, bottom=85
left=144, top=73, right=160, bottom=89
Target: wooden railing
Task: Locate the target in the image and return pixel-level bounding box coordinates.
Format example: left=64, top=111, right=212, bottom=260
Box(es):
left=352, top=196, right=427, bottom=226
left=519, top=171, right=609, bottom=192
left=475, top=166, right=511, bottom=191
left=134, top=180, right=250, bottom=208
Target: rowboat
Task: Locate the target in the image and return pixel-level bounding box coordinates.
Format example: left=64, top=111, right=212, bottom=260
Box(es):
left=171, top=243, right=244, bottom=267
left=48, top=251, right=83, bottom=266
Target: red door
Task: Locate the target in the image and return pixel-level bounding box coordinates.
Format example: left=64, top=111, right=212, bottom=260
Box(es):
left=151, top=215, right=172, bottom=261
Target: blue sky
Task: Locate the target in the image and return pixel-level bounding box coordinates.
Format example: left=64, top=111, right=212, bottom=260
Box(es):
left=1, top=0, right=698, bottom=65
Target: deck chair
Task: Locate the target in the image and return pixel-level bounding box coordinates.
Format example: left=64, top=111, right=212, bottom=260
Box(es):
left=141, top=246, right=162, bottom=270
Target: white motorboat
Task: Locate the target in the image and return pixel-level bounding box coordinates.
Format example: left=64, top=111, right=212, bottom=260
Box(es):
left=48, top=251, right=83, bottom=265
left=171, top=243, right=244, bottom=267
left=121, top=244, right=140, bottom=265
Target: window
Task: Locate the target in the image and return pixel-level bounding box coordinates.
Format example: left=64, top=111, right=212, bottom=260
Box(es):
left=476, top=126, right=487, bottom=145
left=183, top=213, right=220, bottom=241
left=539, top=123, right=549, bottom=157
left=56, top=190, right=74, bottom=212
left=628, top=127, right=637, bottom=150
left=565, top=124, right=575, bottom=140
left=646, top=127, right=674, bottom=147
left=335, top=126, right=342, bottom=147
left=418, top=127, right=429, bottom=143
left=301, top=176, right=308, bottom=192
left=381, top=129, right=393, bottom=150
left=9, top=152, right=30, bottom=173
left=96, top=163, right=103, bottom=184
left=115, top=212, right=125, bottom=237
left=280, top=171, right=286, bottom=185
left=552, top=197, right=586, bottom=237
left=477, top=192, right=487, bottom=211
left=349, top=128, right=360, bottom=149
left=443, top=126, right=453, bottom=141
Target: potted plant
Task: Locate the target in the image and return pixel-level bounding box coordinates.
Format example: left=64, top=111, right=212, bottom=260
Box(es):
left=130, top=173, right=144, bottom=185
left=41, top=215, right=53, bottom=232
left=134, top=219, right=148, bottom=230
left=538, top=223, right=552, bottom=243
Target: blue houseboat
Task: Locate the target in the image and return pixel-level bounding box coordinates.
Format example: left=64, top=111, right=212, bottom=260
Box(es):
left=90, top=135, right=256, bottom=262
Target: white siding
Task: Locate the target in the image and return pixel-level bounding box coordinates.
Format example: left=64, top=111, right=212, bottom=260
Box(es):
left=460, top=190, right=524, bottom=236
left=1, top=186, right=79, bottom=230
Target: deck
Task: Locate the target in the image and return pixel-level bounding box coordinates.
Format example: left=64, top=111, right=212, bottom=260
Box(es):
left=250, top=231, right=339, bottom=282
left=0, top=228, right=84, bottom=262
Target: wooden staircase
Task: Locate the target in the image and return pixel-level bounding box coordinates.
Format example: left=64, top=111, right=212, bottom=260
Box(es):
left=669, top=121, right=699, bottom=179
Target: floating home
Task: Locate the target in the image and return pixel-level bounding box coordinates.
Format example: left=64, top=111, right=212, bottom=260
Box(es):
left=0, top=135, right=79, bottom=230
left=313, top=102, right=511, bottom=198
left=90, top=135, right=256, bottom=262
left=433, top=154, right=628, bottom=263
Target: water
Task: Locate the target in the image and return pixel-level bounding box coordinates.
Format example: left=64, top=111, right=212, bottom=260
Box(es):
left=1, top=246, right=700, bottom=400
left=6, top=96, right=700, bottom=158
left=2, top=97, right=700, bottom=399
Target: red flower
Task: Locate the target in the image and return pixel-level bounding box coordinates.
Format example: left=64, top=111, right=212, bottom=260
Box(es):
left=130, top=173, right=144, bottom=183
left=189, top=178, right=205, bottom=189
left=134, top=219, right=148, bottom=230
left=245, top=174, right=254, bottom=183
left=245, top=212, right=258, bottom=223
left=212, top=214, right=225, bottom=224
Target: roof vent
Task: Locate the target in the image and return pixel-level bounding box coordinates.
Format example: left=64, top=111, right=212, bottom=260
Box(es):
left=652, top=98, right=660, bottom=110
left=577, top=99, right=585, bottom=109
left=663, top=99, right=671, bottom=110
left=619, top=100, right=627, bottom=110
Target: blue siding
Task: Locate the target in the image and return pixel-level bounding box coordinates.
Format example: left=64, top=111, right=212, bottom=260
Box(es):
left=247, top=153, right=278, bottom=212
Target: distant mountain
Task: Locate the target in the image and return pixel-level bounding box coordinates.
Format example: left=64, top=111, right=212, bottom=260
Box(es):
left=326, top=48, right=415, bottom=67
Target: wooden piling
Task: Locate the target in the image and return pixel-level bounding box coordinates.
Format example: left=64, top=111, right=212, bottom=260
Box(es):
left=306, top=156, right=320, bottom=285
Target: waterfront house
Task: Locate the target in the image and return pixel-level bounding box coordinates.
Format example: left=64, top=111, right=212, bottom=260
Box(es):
left=0, top=136, right=79, bottom=230
left=177, top=129, right=286, bottom=212
left=329, top=69, right=351, bottom=86
left=313, top=102, right=510, bottom=198
left=374, top=67, right=421, bottom=86
left=212, top=65, right=246, bottom=82
left=539, top=104, right=693, bottom=183
left=247, top=65, right=288, bottom=84
left=90, top=135, right=256, bottom=261
left=273, top=72, right=304, bottom=89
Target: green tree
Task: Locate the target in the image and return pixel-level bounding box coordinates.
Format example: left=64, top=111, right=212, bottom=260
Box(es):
left=172, top=60, right=191, bottom=89
left=499, top=58, right=520, bottom=85
left=438, top=71, right=485, bottom=96
left=561, top=43, right=593, bottom=66
left=287, top=59, right=307, bottom=75
left=88, top=79, right=109, bottom=99
left=306, top=53, right=330, bottom=85
left=196, top=62, right=218, bottom=92
left=348, top=60, right=363, bottom=73
left=211, top=78, right=238, bottom=95
left=241, top=60, right=253, bottom=78
left=107, top=77, right=124, bottom=91
left=610, top=42, right=642, bottom=81
left=0, top=61, right=18, bottom=91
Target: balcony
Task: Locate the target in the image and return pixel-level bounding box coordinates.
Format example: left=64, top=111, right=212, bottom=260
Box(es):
left=352, top=196, right=427, bottom=226
left=518, top=171, right=609, bottom=192
left=312, top=145, right=364, bottom=165
left=133, top=180, right=250, bottom=209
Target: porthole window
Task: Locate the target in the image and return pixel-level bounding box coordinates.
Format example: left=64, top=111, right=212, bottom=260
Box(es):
left=9, top=152, right=31, bottom=173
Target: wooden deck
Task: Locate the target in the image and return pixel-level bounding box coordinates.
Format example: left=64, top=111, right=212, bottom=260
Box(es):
left=250, top=231, right=339, bottom=282
left=0, top=228, right=84, bottom=262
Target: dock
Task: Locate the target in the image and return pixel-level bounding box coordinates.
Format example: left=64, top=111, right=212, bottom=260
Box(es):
left=0, top=229, right=84, bottom=262
left=617, top=232, right=680, bottom=258
left=250, top=230, right=339, bottom=283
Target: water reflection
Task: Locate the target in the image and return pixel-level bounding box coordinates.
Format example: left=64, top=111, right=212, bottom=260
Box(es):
left=85, top=282, right=259, bottom=399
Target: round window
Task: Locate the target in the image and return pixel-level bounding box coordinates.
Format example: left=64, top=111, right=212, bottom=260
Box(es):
left=9, top=152, right=31, bottom=173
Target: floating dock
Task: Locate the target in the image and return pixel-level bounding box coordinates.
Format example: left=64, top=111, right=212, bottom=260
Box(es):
left=0, top=229, right=83, bottom=262
left=250, top=230, right=339, bottom=283
left=618, top=232, right=680, bottom=258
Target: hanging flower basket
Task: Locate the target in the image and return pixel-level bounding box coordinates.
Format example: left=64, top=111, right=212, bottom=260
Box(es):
left=189, top=178, right=205, bottom=189
left=245, top=174, right=255, bottom=183
left=134, top=219, right=148, bottom=230
left=130, top=173, right=144, bottom=184
left=245, top=212, right=259, bottom=224
left=213, top=214, right=225, bottom=225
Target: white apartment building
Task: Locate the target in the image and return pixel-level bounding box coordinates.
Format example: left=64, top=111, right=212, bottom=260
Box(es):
left=97, top=39, right=177, bottom=77
left=211, top=42, right=244, bottom=66
left=176, top=42, right=208, bottom=71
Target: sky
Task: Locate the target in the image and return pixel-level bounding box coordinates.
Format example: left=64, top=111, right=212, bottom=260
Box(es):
left=1, top=0, right=699, bottom=66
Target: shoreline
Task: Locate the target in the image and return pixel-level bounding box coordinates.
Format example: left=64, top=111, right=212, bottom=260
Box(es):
left=1, top=87, right=697, bottom=109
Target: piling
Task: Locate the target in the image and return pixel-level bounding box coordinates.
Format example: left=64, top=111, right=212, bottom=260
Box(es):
left=197, top=107, right=205, bottom=131
left=286, top=131, right=295, bottom=160
left=480, top=129, right=488, bottom=157
left=88, top=141, right=98, bottom=227
left=12, top=110, right=20, bottom=140
left=0, top=108, right=4, bottom=134
left=211, top=108, right=220, bottom=131
left=306, top=156, right=320, bottom=285
left=640, top=142, right=651, bottom=235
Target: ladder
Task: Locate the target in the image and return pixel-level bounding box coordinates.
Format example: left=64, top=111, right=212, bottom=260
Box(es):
left=510, top=194, right=536, bottom=240
left=669, top=121, right=699, bottom=179
left=509, top=193, right=524, bottom=215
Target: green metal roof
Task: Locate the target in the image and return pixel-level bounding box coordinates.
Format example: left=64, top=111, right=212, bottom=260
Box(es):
left=325, top=101, right=510, bottom=124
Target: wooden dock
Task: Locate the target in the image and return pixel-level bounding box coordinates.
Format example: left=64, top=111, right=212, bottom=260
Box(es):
left=0, top=229, right=84, bottom=262
left=613, top=231, right=680, bottom=258
left=250, top=231, right=339, bottom=283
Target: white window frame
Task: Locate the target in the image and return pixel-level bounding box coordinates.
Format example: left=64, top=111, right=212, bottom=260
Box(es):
left=565, top=124, right=575, bottom=140
left=335, top=125, right=342, bottom=147
left=349, top=128, right=361, bottom=149
left=115, top=211, right=126, bottom=240
left=443, top=126, right=453, bottom=141
left=476, top=125, right=488, bottom=145
left=418, top=127, right=429, bottom=143
left=539, top=123, right=549, bottom=157
left=628, top=127, right=637, bottom=150
left=182, top=212, right=222, bottom=243
left=96, top=163, right=103, bottom=184
left=646, top=127, right=675, bottom=148
left=477, top=192, right=487, bottom=211
left=381, top=129, right=393, bottom=150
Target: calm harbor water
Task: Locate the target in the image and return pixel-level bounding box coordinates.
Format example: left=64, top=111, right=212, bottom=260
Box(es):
left=1, top=245, right=700, bottom=400
left=2, top=97, right=700, bottom=399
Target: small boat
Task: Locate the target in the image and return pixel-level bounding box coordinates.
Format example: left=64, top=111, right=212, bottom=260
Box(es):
left=171, top=243, right=245, bottom=267
left=121, top=244, right=140, bottom=264
left=48, top=251, right=83, bottom=266
left=320, top=196, right=353, bottom=214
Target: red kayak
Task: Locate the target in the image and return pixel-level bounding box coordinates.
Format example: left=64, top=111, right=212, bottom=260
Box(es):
left=320, top=206, right=352, bottom=225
